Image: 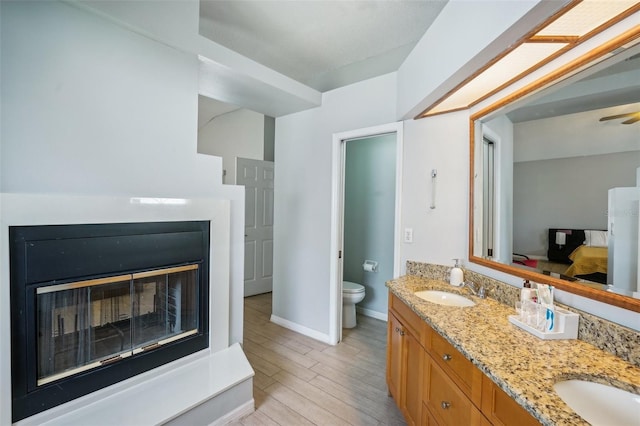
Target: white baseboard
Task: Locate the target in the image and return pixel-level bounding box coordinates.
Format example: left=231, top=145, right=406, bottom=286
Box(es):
left=356, top=306, right=388, bottom=321
left=270, top=315, right=333, bottom=344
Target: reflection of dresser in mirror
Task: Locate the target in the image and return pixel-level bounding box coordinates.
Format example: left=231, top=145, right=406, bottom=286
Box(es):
left=608, top=167, right=640, bottom=298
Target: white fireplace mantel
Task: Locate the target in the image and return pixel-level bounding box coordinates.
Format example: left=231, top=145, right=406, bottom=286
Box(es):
left=0, top=193, right=254, bottom=425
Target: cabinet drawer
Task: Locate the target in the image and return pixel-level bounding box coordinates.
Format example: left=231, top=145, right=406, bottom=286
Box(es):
left=424, top=356, right=487, bottom=426
left=429, top=330, right=482, bottom=403
left=389, top=293, right=424, bottom=341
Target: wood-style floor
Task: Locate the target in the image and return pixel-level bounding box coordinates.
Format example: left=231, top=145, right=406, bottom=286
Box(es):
left=231, top=292, right=406, bottom=426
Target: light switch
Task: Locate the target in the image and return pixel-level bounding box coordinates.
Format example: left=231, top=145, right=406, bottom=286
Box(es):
left=404, top=228, right=413, bottom=243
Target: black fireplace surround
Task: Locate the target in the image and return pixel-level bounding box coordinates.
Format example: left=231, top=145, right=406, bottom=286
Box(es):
left=10, top=221, right=210, bottom=421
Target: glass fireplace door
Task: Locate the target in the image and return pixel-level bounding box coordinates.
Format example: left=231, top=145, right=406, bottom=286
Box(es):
left=36, top=265, right=199, bottom=386
left=131, top=266, right=199, bottom=352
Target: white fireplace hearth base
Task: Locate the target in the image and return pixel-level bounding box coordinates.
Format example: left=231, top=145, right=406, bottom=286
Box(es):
left=16, top=343, right=254, bottom=426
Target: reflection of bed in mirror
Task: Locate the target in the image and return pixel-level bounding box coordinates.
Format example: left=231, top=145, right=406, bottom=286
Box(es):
left=547, top=229, right=608, bottom=285
left=565, top=245, right=608, bottom=279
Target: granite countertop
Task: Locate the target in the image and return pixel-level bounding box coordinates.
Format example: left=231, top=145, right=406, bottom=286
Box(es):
left=386, top=275, right=640, bottom=426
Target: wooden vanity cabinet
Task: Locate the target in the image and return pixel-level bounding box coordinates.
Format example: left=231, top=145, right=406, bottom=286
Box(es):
left=387, top=293, right=540, bottom=426
left=387, top=295, right=425, bottom=425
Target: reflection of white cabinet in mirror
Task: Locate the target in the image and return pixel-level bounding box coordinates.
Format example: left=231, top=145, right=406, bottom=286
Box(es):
left=608, top=187, right=640, bottom=296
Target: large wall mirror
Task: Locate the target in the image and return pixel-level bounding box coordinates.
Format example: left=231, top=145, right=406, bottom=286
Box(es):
left=470, top=27, right=640, bottom=313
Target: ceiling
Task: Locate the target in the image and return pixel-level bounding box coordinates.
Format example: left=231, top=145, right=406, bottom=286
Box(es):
left=199, top=0, right=447, bottom=93
left=196, top=1, right=639, bottom=127
left=197, top=0, right=447, bottom=126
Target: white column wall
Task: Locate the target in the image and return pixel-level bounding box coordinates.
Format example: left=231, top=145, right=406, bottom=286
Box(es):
left=273, top=74, right=397, bottom=337
left=0, top=0, right=245, bottom=355
left=2, top=1, right=212, bottom=196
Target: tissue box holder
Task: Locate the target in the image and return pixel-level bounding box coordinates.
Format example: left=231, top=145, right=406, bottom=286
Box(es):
left=508, top=307, right=579, bottom=340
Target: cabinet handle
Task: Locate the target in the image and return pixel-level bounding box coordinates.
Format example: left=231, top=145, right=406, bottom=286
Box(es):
left=399, top=329, right=405, bottom=336
left=441, top=401, right=451, bottom=409
left=442, top=354, right=452, bottom=361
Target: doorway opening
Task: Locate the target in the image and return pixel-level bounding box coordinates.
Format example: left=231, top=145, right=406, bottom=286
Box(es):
left=330, top=122, right=403, bottom=344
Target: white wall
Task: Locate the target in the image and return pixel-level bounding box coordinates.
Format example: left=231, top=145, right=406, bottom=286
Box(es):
left=0, top=0, right=245, bottom=347
left=514, top=151, right=640, bottom=256
left=273, top=73, right=397, bottom=337
left=198, top=109, right=265, bottom=184
left=2, top=1, right=208, bottom=196
left=399, top=111, right=470, bottom=270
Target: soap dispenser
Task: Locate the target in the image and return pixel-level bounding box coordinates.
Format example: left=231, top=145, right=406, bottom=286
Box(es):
left=450, top=259, right=464, bottom=287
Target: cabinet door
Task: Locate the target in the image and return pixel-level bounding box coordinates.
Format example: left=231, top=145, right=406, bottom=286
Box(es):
left=401, top=329, right=424, bottom=426
left=481, top=375, right=541, bottom=426
left=423, top=403, right=439, bottom=425
left=387, top=312, right=404, bottom=401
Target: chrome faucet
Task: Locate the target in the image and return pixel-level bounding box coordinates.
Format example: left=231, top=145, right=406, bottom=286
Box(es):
left=463, top=281, right=486, bottom=299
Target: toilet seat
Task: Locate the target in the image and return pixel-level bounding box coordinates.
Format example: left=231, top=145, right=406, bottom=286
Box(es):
left=343, top=281, right=365, bottom=293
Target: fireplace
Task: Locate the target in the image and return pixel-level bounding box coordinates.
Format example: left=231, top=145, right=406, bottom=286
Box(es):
left=10, top=221, right=210, bottom=422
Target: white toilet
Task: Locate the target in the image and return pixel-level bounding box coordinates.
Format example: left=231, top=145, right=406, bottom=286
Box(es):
left=342, top=281, right=366, bottom=328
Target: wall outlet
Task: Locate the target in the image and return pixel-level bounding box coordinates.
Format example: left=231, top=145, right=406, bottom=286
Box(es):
left=404, top=228, right=413, bottom=243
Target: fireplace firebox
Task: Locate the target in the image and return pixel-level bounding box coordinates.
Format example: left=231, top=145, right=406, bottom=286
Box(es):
left=10, top=221, right=210, bottom=422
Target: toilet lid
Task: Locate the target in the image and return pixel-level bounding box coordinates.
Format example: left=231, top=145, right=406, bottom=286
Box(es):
left=343, top=281, right=365, bottom=293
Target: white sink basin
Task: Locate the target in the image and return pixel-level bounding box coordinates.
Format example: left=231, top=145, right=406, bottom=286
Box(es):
left=414, top=290, right=475, bottom=307
left=553, top=380, right=640, bottom=426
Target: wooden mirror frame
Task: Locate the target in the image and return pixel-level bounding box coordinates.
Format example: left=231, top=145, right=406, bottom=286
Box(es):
left=469, top=26, right=640, bottom=313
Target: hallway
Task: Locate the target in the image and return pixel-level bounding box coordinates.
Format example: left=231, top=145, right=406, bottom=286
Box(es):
left=232, top=293, right=406, bottom=425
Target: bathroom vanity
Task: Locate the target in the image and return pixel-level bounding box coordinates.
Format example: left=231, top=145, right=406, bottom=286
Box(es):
left=386, top=275, right=640, bottom=426
left=387, top=292, right=536, bottom=425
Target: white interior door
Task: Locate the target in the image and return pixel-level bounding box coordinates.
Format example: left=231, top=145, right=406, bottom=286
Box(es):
left=237, top=158, right=274, bottom=297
